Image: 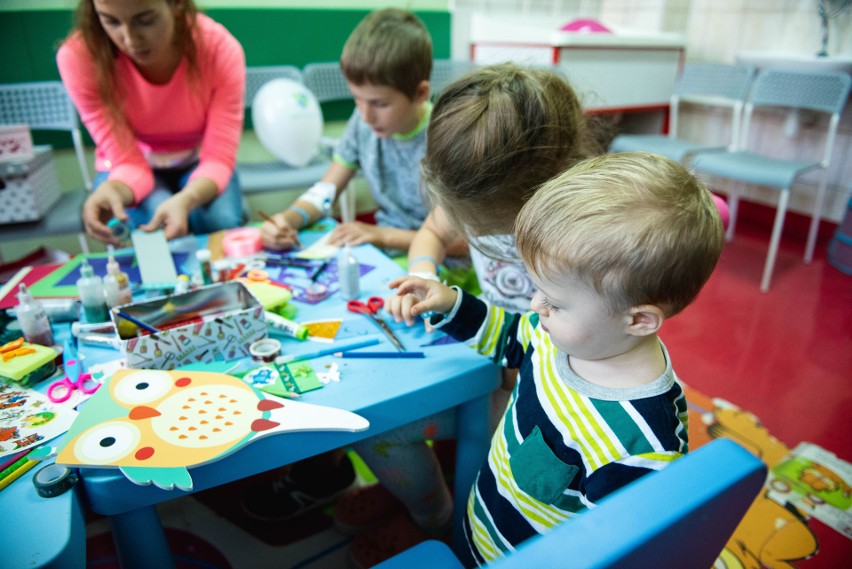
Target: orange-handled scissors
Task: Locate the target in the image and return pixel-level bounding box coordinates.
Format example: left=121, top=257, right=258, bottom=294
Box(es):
left=47, top=339, right=101, bottom=404
left=346, top=297, right=406, bottom=352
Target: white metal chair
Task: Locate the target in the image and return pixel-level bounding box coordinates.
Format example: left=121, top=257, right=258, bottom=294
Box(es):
left=609, top=62, right=756, bottom=163
left=236, top=66, right=330, bottom=195
left=691, top=67, right=852, bottom=292
left=0, top=81, right=92, bottom=253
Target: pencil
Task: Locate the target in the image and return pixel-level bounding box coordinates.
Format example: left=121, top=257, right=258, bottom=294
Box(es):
left=259, top=210, right=302, bottom=248
left=334, top=351, right=426, bottom=359
left=275, top=337, right=381, bottom=365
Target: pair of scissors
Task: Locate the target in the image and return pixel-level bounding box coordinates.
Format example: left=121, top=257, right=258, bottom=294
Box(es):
left=346, top=297, right=406, bottom=352
left=47, top=339, right=101, bottom=404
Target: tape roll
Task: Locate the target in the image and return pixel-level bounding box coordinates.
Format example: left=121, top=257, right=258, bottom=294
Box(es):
left=222, top=227, right=263, bottom=258
left=249, top=338, right=282, bottom=362
left=32, top=463, right=79, bottom=498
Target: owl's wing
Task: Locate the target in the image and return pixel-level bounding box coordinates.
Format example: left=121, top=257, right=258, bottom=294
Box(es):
left=120, top=465, right=193, bottom=491
left=252, top=396, right=369, bottom=434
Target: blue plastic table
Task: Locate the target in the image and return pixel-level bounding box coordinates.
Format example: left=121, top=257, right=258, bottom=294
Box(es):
left=3, top=233, right=500, bottom=569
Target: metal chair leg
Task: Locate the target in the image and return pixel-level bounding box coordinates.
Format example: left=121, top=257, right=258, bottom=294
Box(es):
left=804, top=170, right=829, bottom=263
left=761, top=188, right=790, bottom=292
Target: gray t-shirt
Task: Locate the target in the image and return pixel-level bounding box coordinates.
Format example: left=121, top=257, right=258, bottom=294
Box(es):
left=333, top=104, right=431, bottom=230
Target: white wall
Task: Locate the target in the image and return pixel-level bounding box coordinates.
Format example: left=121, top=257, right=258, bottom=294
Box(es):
left=451, top=0, right=852, bottom=221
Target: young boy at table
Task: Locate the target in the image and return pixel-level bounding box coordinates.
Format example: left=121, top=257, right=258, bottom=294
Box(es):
left=244, top=7, right=439, bottom=523
left=260, top=8, right=442, bottom=253
left=385, top=152, right=725, bottom=566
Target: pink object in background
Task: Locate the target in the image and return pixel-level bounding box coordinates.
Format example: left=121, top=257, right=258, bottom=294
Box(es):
left=712, top=194, right=730, bottom=230
left=560, top=19, right=612, bottom=33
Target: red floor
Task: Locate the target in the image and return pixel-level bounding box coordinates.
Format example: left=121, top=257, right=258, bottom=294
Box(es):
left=660, top=201, right=852, bottom=568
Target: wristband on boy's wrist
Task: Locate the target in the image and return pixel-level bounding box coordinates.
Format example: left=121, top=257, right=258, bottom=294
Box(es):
left=288, top=206, right=311, bottom=228
left=408, top=271, right=441, bottom=282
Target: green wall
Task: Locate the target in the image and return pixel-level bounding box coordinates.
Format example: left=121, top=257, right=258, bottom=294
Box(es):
left=0, top=7, right=451, bottom=139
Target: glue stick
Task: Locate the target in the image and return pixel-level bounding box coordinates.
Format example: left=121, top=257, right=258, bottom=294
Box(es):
left=264, top=311, right=309, bottom=340
left=196, top=248, right=214, bottom=285
left=103, top=245, right=132, bottom=307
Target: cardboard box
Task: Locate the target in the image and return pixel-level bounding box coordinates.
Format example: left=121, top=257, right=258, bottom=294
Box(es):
left=0, top=145, right=61, bottom=224
left=112, top=281, right=268, bottom=370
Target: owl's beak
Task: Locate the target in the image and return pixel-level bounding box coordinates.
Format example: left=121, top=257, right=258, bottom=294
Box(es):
left=129, top=405, right=161, bottom=420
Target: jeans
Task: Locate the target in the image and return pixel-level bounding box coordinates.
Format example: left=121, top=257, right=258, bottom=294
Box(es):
left=93, top=162, right=245, bottom=235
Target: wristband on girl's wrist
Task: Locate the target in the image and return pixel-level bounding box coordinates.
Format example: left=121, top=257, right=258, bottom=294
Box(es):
left=289, top=206, right=311, bottom=228
left=408, top=255, right=439, bottom=269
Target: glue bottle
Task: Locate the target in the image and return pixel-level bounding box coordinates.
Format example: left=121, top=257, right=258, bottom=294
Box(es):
left=103, top=245, right=132, bottom=308
left=337, top=245, right=360, bottom=300
left=15, top=284, right=55, bottom=346
left=76, top=259, right=109, bottom=323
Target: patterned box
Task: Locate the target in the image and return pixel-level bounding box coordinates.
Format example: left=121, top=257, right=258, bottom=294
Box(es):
left=112, top=281, right=268, bottom=370
left=0, top=124, right=34, bottom=163
left=0, top=145, right=61, bottom=224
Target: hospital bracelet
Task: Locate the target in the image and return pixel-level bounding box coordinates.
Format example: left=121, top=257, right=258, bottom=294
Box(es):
left=288, top=206, right=311, bottom=228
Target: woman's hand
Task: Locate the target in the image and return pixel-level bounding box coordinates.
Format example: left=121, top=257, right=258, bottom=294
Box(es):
left=139, top=193, right=192, bottom=240
left=82, top=180, right=133, bottom=245
left=388, top=276, right=458, bottom=323
left=260, top=212, right=301, bottom=250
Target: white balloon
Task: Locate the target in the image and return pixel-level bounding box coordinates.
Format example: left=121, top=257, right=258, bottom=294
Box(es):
left=252, top=79, right=323, bottom=168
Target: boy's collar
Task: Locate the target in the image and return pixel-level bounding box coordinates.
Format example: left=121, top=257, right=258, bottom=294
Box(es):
left=392, top=101, right=432, bottom=141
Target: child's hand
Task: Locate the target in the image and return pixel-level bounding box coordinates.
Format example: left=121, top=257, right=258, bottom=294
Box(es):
left=261, top=213, right=300, bottom=250
left=385, top=292, right=434, bottom=328
left=328, top=221, right=383, bottom=247
left=388, top=276, right=458, bottom=323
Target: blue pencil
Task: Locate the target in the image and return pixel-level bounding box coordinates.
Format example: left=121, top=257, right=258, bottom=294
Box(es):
left=335, top=351, right=425, bottom=359
left=115, top=310, right=160, bottom=335
left=275, top=337, right=381, bottom=364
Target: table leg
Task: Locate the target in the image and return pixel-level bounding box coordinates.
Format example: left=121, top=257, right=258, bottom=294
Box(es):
left=109, top=506, right=177, bottom=569
left=452, top=393, right=491, bottom=555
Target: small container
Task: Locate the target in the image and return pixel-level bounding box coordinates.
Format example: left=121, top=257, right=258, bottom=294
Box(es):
left=14, top=284, right=54, bottom=346
left=196, top=249, right=214, bottom=285
left=103, top=245, right=132, bottom=307
left=337, top=245, right=360, bottom=300
left=76, top=259, right=109, bottom=323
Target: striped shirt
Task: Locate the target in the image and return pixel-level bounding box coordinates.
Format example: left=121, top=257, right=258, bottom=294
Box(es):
left=434, top=290, right=689, bottom=565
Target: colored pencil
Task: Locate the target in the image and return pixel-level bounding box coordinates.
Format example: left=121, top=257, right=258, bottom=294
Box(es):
left=259, top=210, right=301, bottom=248
left=275, top=337, right=381, bottom=365
left=334, top=351, right=425, bottom=359
left=0, top=458, right=37, bottom=491
left=115, top=310, right=160, bottom=335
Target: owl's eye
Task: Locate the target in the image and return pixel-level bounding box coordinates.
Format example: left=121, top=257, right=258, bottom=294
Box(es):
left=113, top=370, right=172, bottom=404
left=73, top=421, right=141, bottom=464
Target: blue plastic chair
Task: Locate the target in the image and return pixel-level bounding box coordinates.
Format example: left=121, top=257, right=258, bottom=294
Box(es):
left=691, top=67, right=852, bottom=292
left=374, top=439, right=766, bottom=569
left=609, top=62, right=755, bottom=163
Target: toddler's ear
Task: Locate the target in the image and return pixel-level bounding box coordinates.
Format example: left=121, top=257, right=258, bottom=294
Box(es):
left=626, top=305, right=664, bottom=336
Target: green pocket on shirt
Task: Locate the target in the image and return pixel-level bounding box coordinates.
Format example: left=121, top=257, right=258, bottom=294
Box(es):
left=510, top=425, right=579, bottom=505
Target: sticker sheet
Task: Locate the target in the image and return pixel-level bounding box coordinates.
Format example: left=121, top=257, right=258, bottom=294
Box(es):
left=0, top=382, right=77, bottom=459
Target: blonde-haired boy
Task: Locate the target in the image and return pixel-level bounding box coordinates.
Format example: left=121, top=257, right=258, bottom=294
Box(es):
left=261, top=8, right=434, bottom=251
left=390, top=152, right=725, bottom=565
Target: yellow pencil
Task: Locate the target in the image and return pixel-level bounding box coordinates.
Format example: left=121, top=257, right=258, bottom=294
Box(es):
left=0, top=459, right=38, bottom=492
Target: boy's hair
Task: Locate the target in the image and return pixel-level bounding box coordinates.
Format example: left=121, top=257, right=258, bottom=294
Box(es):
left=340, top=8, right=432, bottom=100
left=69, top=0, right=200, bottom=126
left=421, top=63, right=600, bottom=245
left=516, top=152, right=724, bottom=317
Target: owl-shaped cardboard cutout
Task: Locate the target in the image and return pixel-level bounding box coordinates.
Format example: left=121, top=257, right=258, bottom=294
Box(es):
left=55, top=369, right=369, bottom=491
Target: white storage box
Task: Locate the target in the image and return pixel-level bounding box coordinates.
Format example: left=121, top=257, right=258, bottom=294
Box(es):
left=0, top=145, right=61, bottom=224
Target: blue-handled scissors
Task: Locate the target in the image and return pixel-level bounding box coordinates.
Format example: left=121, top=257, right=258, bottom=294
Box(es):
left=346, top=297, right=406, bottom=352
left=47, top=339, right=101, bottom=404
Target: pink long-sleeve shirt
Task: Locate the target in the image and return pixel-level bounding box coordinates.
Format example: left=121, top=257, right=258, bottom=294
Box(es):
left=57, top=14, right=245, bottom=204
